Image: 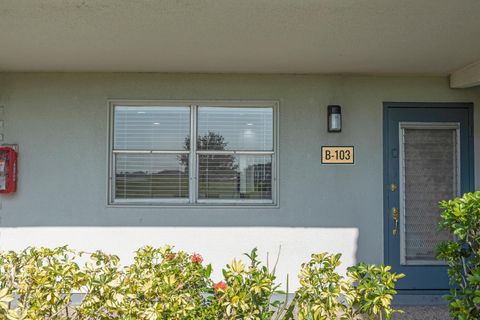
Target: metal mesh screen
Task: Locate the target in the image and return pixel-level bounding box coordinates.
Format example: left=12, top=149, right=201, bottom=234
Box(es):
left=402, top=127, right=457, bottom=264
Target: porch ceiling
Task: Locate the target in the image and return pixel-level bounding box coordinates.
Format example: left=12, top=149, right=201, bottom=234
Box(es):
left=1, top=0, right=480, bottom=75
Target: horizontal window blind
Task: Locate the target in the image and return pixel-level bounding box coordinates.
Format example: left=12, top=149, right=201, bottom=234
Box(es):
left=114, top=106, right=190, bottom=150
left=112, top=106, right=190, bottom=201
left=197, top=107, right=273, bottom=151
left=115, top=154, right=189, bottom=200
left=110, top=103, right=276, bottom=205
left=198, top=154, right=272, bottom=200
left=197, top=106, right=273, bottom=202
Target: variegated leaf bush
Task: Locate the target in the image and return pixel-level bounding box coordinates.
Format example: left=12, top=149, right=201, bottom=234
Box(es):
left=437, top=192, right=480, bottom=320
left=0, top=246, right=403, bottom=320
left=208, top=248, right=281, bottom=320
left=282, top=253, right=404, bottom=320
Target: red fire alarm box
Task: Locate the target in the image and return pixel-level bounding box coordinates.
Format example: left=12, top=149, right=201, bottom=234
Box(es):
left=0, top=147, right=17, bottom=193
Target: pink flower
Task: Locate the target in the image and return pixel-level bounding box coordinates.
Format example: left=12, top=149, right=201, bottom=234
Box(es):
left=191, top=253, right=203, bottom=263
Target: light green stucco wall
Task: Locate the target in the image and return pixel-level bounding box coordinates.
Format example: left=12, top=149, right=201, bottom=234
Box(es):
left=0, top=73, right=479, bottom=288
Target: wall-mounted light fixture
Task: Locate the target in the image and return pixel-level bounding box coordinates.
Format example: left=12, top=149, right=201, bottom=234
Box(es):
left=327, top=105, right=342, bottom=132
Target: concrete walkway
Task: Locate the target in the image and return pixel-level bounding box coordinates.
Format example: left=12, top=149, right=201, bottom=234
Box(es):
left=391, top=305, right=450, bottom=319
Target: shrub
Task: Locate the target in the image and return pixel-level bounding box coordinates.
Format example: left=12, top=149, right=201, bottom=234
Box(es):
left=70, top=245, right=213, bottom=320
left=284, top=253, right=404, bottom=320
left=118, top=246, right=212, bottom=320
left=0, top=246, right=403, bottom=320
left=75, top=250, right=123, bottom=319
left=437, top=191, right=480, bottom=320
left=208, top=248, right=281, bottom=320
left=346, top=263, right=404, bottom=320
left=0, top=246, right=83, bottom=319
left=0, top=246, right=213, bottom=320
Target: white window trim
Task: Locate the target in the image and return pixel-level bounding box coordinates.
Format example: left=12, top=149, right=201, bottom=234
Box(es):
left=107, top=100, right=279, bottom=208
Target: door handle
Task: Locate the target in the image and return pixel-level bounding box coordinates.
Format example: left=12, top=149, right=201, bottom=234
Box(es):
left=392, top=207, right=399, bottom=236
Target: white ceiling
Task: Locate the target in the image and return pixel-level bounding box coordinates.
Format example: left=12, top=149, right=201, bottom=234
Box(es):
left=1, top=0, right=480, bottom=75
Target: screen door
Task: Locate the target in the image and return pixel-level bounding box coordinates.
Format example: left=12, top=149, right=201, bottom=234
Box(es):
left=384, top=104, right=473, bottom=291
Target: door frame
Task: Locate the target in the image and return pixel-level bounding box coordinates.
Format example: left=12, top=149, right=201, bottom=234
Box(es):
left=383, top=102, right=474, bottom=294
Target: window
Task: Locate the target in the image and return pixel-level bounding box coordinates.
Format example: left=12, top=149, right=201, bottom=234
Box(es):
left=109, top=101, right=277, bottom=206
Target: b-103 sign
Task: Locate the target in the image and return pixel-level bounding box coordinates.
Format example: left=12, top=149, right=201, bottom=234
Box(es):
left=321, top=146, right=354, bottom=164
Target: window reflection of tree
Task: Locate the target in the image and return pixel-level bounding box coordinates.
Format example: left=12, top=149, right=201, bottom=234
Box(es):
left=180, top=131, right=238, bottom=198
left=180, top=132, right=271, bottom=199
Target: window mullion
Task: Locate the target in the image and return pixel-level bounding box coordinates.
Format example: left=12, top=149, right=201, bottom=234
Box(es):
left=189, top=105, right=198, bottom=203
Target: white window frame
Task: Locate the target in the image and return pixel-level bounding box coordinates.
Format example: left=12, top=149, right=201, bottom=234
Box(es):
left=107, top=100, right=279, bottom=207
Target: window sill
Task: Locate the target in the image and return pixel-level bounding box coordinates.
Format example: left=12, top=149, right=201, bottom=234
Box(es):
left=106, top=202, right=279, bottom=209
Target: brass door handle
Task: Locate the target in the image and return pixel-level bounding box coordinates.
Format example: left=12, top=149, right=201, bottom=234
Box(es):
left=392, top=207, right=399, bottom=236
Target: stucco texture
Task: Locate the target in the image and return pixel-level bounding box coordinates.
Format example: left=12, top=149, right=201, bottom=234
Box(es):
left=0, top=73, right=479, bottom=291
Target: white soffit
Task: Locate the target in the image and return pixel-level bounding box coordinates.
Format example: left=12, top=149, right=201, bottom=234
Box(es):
left=450, top=60, right=480, bottom=88
left=0, top=0, right=480, bottom=74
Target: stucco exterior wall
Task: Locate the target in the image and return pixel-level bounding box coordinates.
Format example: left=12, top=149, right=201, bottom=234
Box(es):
left=0, top=73, right=479, bottom=290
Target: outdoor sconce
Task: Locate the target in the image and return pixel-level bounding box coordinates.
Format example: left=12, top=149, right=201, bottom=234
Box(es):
left=327, top=105, right=342, bottom=132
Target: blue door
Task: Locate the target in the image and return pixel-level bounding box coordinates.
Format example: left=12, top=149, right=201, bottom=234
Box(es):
left=384, top=103, right=474, bottom=291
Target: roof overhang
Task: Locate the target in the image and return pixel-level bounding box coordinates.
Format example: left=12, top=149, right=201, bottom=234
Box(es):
left=1, top=0, right=480, bottom=82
